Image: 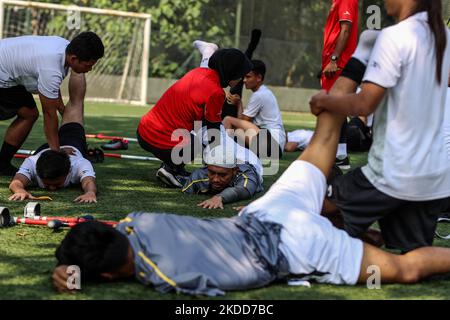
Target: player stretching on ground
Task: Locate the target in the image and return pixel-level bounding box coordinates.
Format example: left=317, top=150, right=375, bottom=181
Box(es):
left=9, top=73, right=98, bottom=204
left=0, top=32, right=104, bottom=176
left=137, top=49, right=252, bottom=188
left=51, top=35, right=450, bottom=295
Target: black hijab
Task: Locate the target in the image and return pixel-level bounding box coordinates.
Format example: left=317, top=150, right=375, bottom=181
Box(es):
left=208, top=49, right=253, bottom=88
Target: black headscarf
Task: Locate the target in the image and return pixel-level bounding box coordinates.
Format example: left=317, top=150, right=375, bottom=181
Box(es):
left=208, top=49, right=253, bottom=88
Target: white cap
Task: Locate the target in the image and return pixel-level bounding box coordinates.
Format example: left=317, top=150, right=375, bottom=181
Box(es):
left=204, top=144, right=237, bottom=169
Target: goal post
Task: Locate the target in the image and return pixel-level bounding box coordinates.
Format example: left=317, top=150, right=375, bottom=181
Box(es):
left=0, top=0, right=151, bottom=105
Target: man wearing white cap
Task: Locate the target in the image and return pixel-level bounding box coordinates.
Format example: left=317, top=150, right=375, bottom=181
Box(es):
left=182, top=142, right=263, bottom=210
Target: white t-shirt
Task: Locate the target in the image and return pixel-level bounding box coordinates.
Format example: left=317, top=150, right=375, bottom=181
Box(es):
left=361, top=12, right=450, bottom=201
left=17, top=146, right=96, bottom=188
left=242, top=85, right=286, bottom=151
left=445, top=87, right=450, bottom=159
left=240, top=161, right=364, bottom=285
left=0, top=35, right=70, bottom=99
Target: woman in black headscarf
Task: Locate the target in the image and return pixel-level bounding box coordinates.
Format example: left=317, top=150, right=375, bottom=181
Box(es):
left=137, top=49, right=252, bottom=188
left=208, top=48, right=254, bottom=88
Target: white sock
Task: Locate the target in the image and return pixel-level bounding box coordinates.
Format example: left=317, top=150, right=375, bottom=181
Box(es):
left=337, top=143, right=348, bottom=159
left=193, top=40, right=219, bottom=68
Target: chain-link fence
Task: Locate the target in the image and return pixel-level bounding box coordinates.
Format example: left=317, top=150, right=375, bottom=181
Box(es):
left=154, top=0, right=449, bottom=90
left=158, top=0, right=391, bottom=89
left=3, top=0, right=448, bottom=93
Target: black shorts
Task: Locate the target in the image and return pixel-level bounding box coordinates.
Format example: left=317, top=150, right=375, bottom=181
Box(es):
left=137, top=131, right=201, bottom=169
left=346, top=117, right=372, bottom=152
left=35, top=123, right=88, bottom=157
left=0, top=85, right=37, bottom=120
left=341, top=57, right=367, bottom=85
left=328, top=168, right=450, bottom=252
left=251, top=129, right=282, bottom=160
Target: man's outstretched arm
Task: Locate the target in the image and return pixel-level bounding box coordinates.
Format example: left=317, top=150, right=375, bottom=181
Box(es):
left=9, top=173, right=35, bottom=201
left=74, top=177, right=97, bottom=204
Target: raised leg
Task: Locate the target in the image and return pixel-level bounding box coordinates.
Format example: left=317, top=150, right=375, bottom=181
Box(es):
left=301, top=77, right=359, bottom=178
left=61, top=72, right=86, bottom=127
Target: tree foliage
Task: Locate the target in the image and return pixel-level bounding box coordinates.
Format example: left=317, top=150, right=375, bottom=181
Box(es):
left=28, top=0, right=449, bottom=86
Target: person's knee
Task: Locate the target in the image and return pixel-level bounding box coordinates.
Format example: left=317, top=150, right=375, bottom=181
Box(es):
left=223, top=116, right=232, bottom=127
left=284, top=142, right=298, bottom=153
left=19, top=107, right=39, bottom=122
left=399, top=268, right=420, bottom=284
left=397, top=257, right=421, bottom=284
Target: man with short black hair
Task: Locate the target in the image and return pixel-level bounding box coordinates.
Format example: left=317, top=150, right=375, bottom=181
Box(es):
left=8, top=72, right=97, bottom=203
left=0, top=31, right=104, bottom=176
left=223, top=60, right=286, bottom=160
left=36, top=150, right=71, bottom=184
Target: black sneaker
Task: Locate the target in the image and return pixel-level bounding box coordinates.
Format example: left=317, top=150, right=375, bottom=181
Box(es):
left=440, top=212, right=450, bottom=219
left=86, top=148, right=105, bottom=164
left=0, top=163, right=18, bottom=177
left=175, top=167, right=191, bottom=178
left=156, top=164, right=185, bottom=188
left=335, top=157, right=351, bottom=170
left=101, top=139, right=129, bottom=151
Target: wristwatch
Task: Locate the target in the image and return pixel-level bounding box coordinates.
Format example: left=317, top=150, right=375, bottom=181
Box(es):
left=331, top=55, right=339, bottom=63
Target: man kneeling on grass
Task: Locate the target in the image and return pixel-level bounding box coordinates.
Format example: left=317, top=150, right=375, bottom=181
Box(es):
left=52, top=71, right=450, bottom=296
left=181, top=131, right=264, bottom=210
left=8, top=73, right=97, bottom=204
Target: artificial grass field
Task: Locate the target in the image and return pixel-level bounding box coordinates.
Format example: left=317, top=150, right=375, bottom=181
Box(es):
left=0, top=102, right=449, bottom=300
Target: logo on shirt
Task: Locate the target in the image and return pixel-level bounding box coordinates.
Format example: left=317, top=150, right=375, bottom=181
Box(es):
left=343, top=11, right=351, bottom=16
left=370, top=61, right=380, bottom=69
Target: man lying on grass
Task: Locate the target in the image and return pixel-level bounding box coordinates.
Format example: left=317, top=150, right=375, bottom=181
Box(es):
left=51, top=50, right=450, bottom=295
left=8, top=73, right=98, bottom=204
left=181, top=131, right=264, bottom=210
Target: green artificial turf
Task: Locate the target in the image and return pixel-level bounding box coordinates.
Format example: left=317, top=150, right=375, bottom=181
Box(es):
left=0, top=102, right=449, bottom=300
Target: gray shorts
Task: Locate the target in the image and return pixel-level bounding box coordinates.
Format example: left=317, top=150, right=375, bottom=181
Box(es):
left=329, top=168, right=450, bottom=252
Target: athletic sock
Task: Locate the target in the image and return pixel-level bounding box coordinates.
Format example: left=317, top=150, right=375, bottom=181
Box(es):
left=193, top=40, right=219, bottom=68
left=297, top=130, right=314, bottom=150
left=0, top=142, right=20, bottom=168
left=336, top=143, right=348, bottom=160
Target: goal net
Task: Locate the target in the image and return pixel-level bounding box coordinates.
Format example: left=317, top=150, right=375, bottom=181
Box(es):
left=0, top=0, right=151, bottom=105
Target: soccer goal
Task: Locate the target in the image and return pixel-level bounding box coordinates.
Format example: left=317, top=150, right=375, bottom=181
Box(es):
left=0, top=0, right=151, bottom=105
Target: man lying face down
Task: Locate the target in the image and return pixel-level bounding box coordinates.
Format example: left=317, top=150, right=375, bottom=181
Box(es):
left=182, top=138, right=264, bottom=210
left=52, top=105, right=450, bottom=296
left=52, top=28, right=450, bottom=296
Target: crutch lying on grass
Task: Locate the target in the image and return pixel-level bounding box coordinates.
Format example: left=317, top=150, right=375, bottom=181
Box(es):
left=15, top=150, right=160, bottom=163
left=86, top=133, right=138, bottom=143
left=0, top=206, right=118, bottom=230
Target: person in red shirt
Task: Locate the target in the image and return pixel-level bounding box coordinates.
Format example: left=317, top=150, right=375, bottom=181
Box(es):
left=322, top=0, right=359, bottom=91
left=321, top=0, right=359, bottom=170
left=137, top=49, right=252, bottom=188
